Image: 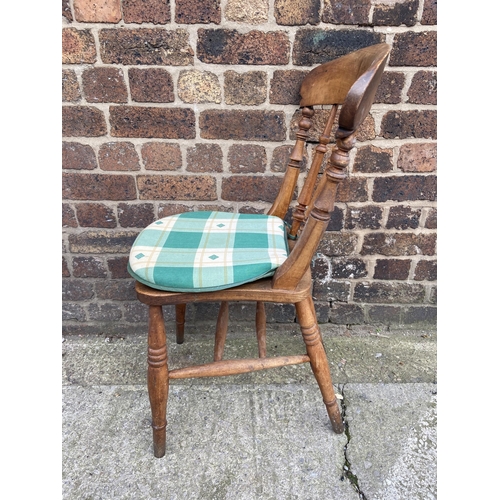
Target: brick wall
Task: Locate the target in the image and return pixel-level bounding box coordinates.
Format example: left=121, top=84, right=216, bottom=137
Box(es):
left=62, top=0, right=437, bottom=335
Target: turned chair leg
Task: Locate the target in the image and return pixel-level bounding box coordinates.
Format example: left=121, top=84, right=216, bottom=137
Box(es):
left=175, top=304, right=186, bottom=344
left=214, top=301, right=229, bottom=361
left=295, top=296, right=344, bottom=434
left=148, top=305, right=169, bottom=458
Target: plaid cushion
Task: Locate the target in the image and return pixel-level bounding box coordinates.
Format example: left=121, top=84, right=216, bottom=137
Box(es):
left=128, top=211, right=289, bottom=292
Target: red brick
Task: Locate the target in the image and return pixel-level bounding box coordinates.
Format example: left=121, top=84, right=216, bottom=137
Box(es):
left=381, top=110, right=437, bottom=140
left=197, top=29, right=290, bottom=65
left=275, top=0, right=320, bottom=26
left=336, top=177, right=368, bottom=203
left=386, top=206, right=421, bottom=230
left=137, top=175, right=217, bottom=201
left=353, top=282, right=425, bottom=303
left=331, top=258, right=367, bottom=279
left=72, top=256, right=108, bottom=278
left=82, top=67, right=127, bottom=103
left=224, top=71, right=267, bottom=105
left=372, top=0, right=418, bottom=27
left=141, top=143, right=182, bottom=171
left=345, top=206, right=382, bottom=230
left=200, top=110, right=286, bottom=141
left=158, top=204, right=193, bottom=217
left=68, top=231, right=138, bottom=253
left=117, top=203, right=155, bottom=227
left=63, top=142, right=98, bottom=170
left=353, top=145, right=393, bottom=173
left=63, top=257, right=71, bottom=278
left=63, top=203, right=78, bottom=228
left=94, top=280, right=137, bottom=301
left=425, top=208, right=437, bottom=229
left=221, top=176, right=283, bottom=202
left=402, top=306, right=436, bottom=325
left=407, top=71, right=437, bottom=105
left=99, top=29, right=194, bottom=65
left=186, top=144, right=223, bottom=172
left=322, top=0, right=370, bottom=25
left=398, top=143, right=437, bottom=172
left=98, top=142, right=140, bottom=171
left=62, top=28, right=97, bottom=64
left=107, top=257, right=130, bottom=279
left=228, top=144, right=266, bottom=173
left=373, top=175, right=436, bottom=202
left=129, top=68, right=174, bottom=103
left=63, top=173, right=137, bottom=200
left=62, top=0, right=72, bottom=21
left=421, top=0, right=437, bottom=25
left=63, top=280, right=94, bottom=301
left=122, top=0, right=170, bottom=24
left=373, top=259, right=411, bottom=280
left=270, top=145, right=306, bottom=172
left=390, top=31, right=437, bottom=67
left=375, top=72, right=405, bottom=104
left=76, top=203, right=117, bottom=227
left=414, top=260, right=437, bottom=281
left=62, top=106, right=107, bottom=137
left=62, top=70, right=80, bottom=102
left=176, top=0, right=221, bottom=24
left=361, top=233, right=436, bottom=256
left=88, top=303, right=123, bottom=322
left=110, top=106, right=196, bottom=139
left=74, top=0, right=121, bottom=22
left=329, top=304, right=364, bottom=325
left=270, top=70, right=308, bottom=105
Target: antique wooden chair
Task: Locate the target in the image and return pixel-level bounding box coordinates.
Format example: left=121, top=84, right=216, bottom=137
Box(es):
left=128, top=43, right=391, bottom=457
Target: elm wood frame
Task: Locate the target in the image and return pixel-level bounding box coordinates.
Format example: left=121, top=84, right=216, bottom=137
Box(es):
left=134, top=43, right=391, bottom=458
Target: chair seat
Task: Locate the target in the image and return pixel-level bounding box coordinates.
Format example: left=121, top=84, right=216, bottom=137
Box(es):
left=128, top=211, right=289, bottom=292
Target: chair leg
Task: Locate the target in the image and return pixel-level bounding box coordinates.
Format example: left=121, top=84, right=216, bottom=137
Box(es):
left=147, top=305, right=169, bottom=458
left=214, top=301, right=229, bottom=361
left=256, top=301, right=267, bottom=358
left=175, top=304, right=186, bottom=344
left=295, top=296, right=344, bottom=434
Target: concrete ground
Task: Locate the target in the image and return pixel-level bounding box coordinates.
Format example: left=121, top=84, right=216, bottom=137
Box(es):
left=62, top=322, right=437, bottom=500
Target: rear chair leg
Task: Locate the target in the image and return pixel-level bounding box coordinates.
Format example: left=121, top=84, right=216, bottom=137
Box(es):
left=296, top=297, right=344, bottom=434
left=148, top=305, right=169, bottom=457
left=175, top=304, right=186, bottom=344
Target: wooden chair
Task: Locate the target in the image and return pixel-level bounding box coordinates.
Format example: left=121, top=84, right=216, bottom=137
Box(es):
left=128, top=43, right=391, bottom=457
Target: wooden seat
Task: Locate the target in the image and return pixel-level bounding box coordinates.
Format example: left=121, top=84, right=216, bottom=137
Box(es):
left=129, top=43, right=391, bottom=457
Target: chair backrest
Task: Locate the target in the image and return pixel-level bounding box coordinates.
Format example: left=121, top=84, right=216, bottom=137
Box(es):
left=267, top=43, right=391, bottom=290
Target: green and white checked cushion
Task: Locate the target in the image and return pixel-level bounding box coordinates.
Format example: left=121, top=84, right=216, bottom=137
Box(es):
left=128, top=211, right=289, bottom=292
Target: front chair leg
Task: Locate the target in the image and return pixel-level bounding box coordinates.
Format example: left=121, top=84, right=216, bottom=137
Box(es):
left=296, top=297, right=344, bottom=434
left=147, top=305, right=169, bottom=458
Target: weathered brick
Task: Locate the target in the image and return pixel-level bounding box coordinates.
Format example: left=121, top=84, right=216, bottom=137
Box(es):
left=381, top=110, right=437, bottom=139
left=68, top=231, right=138, bottom=253
left=270, top=145, right=307, bottom=172
left=158, top=204, right=193, bottom=217
left=429, top=286, right=437, bottom=305
left=224, top=71, right=267, bottom=105
left=228, top=144, right=266, bottom=173
left=178, top=70, right=221, bottom=104
left=372, top=0, right=418, bottom=27
left=221, top=176, right=282, bottom=202
left=63, top=280, right=94, bottom=300
left=117, top=202, right=155, bottom=227
left=110, top=106, right=196, bottom=139
left=107, top=257, right=130, bottom=279
left=88, top=303, right=122, bottom=322
left=336, top=177, right=368, bottom=203
left=361, top=233, right=436, bottom=256
left=367, top=305, right=403, bottom=325
left=425, top=208, right=437, bottom=229
left=73, top=0, right=121, bottom=23
left=312, top=279, right=350, bottom=302
left=186, top=144, right=223, bottom=172
left=421, top=0, right=437, bottom=25
left=345, top=206, right=382, bottom=230
left=390, top=31, right=437, bottom=67
left=329, top=304, right=364, bottom=325
left=402, top=306, right=436, bottom=324
left=322, top=0, right=370, bottom=25
left=375, top=72, right=405, bottom=104
left=293, top=29, right=383, bottom=66
left=129, top=68, right=174, bottom=103
left=95, top=280, right=137, bottom=300
left=407, top=71, right=437, bottom=105
left=200, top=110, right=286, bottom=141
left=331, top=258, right=367, bottom=279
left=197, top=29, right=289, bottom=65
left=176, top=0, right=220, bottom=24
left=62, top=70, right=80, bottom=102
left=63, top=142, right=97, bottom=170
left=270, top=70, right=308, bottom=105
left=317, top=233, right=357, bottom=257
left=225, top=0, right=268, bottom=24
left=98, top=142, right=140, bottom=171
left=76, top=203, right=117, bottom=228
left=398, top=143, right=437, bottom=172
left=99, top=29, right=194, bottom=65
left=326, top=207, right=344, bottom=231
left=386, top=205, right=421, bottom=230
left=353, top=282, right=425, bottom=303
left=62, top=106, right=107, bottom=137
left=141, top=143, right=182, bottom=171
left=275, top=0, right=320, bottom=25
left=373, top=259, right=411, bottom=280
left=62, top=0, right=72, bottom=21
left=138, top=175, right=217, bottom=200
left=63, top=173, right=137, bottom=200
left=63, top=304, right=86, bottom=322
left=72, top=256, right=108, bottom=278
left=353, top=145, right=393, bottom=173
left=63, top=203, right=78, bottom=228
left=373, top=175, right=436, bottom=202
left=122, top=0, right=170, bottom=24
left=124, top=302, right=149, bottom=322
left=62, top=28, right=97, bottom=64
left=414, top=260, right=437, bottom=281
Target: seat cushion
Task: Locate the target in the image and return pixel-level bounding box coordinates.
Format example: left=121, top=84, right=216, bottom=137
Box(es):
left=128, top=211, right=289, bottom=292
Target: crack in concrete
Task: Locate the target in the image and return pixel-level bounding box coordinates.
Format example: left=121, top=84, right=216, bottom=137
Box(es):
left=339, top=383, right=368, bottom=500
